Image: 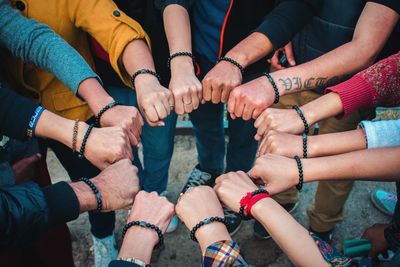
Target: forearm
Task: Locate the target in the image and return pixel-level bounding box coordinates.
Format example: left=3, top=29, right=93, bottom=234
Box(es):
left=77, top=78, right=114, bottom=115
left=303, top=147, right=400, bottom=183
left=118, top=227, right=158, bottom=264
left=122, top=39, right=159, bottom=90
left=163, top=4, right=195, bottom=74
left=300, top=92, right=344, bottom=125
left=309, top=129, right=366, bottom=157
left=225, top=32, right=273, bottom=68
left=252, top=198, right=329, bottom=267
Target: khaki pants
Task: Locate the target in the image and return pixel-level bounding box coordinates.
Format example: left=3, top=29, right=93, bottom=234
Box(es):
left=272, top=90, right=374, bottom=232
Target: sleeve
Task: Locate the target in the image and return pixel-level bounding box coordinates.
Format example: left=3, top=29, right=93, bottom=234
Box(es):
left=203, top=240, right=251, bottom=267
left=368, top=0, right=400, bottom=15
left=254, top=0, right=316, bottom=50
left=0, top=0, right=100, bottom=95
left=108, top=261, right=141, bottom=267
left=325, top=51, right=400, bottom=118
left=0, top=82, right=38, bottom=141
left=0, top=181, right=80, bottom=249
left=154, top=0, right=194, bottom=11
left=359, top=120, right=400, bottom=149
left=68, top=0, right=151, bottom=88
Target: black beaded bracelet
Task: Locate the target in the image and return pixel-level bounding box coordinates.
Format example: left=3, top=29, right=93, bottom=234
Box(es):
left=122, top=221, right=164, bottom=249
left=239, top=188, right=269, bottom=220
left=78, top=124, right=94, bottom=159
left=131, top=69, right=161, bottom=89
left=262, top=72, right=280, bottom=104
left=293, top=105, right=309, bottom=135
left=167, top=52, right=196, bottom=69
left=216, top=56, right=245, bottom=74
left=78, top=177, right=102, bottom=211
left=294, top=156, right=304, bottom=191
left=302, top=133, right=308, bottom=159
left=95, top=101, right=120, bottom=127
left=190, top=217, right=227, bottom=242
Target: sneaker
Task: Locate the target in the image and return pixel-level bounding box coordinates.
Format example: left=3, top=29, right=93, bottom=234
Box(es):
left=181, top=165, right=217, bottom=194
left=371, top=189, right=397, bottom=216
left=160, top=191, right=179, bottom=233
left=253, top=202, right=299, bottom=239
left=91, top=234, right=118, bottom=267
left=309, top=227, right=333, bottom=243
left=224, top=208, right=242, bottom=235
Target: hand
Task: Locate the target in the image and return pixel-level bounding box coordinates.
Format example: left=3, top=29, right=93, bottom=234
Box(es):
left=362, top=223, right=390, bottom=259
left=169, top=57, right=202, bottom=115
left=12, top=154, right=41, bottom=183
left=254, top=108, right=306, bottom=141
left=249, top=154, right=299, bottom=195
left=202, top=60, right=242, bottom=104
left=175, top=186, right=224, bottom=230
left=136, top=76, right=174, bottom=127
left=268, top=42, right=296, bottom=70
left=81, top=125, right=133, bottom=170
left=214, top=171, right=258, bottom=213
left=227, top=76, right=276, bottom=121
left=92, top=159, right=140, bottom=212
left=100, top=105, right=144, bottom=147
left=257, top=131, right=303, bottom=158
left=128, top=191, right=175, bottom=234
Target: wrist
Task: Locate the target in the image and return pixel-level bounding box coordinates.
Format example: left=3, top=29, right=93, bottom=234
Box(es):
left=134, top=74, right=160, bottom=92
left=118, top=226, right=157, bottom=263
left=74, top=122, right=89, bottom=153
left=300, top=103, right=318, bottom=126
left=70, top=181, right=98, bottom=212
left=225, top=50, right=249, bottom=69
left=251, top=197, right=275, bottom=221
left=196, top=223, right=231, bottom=253
left=170, top=56, right=195, bottom=75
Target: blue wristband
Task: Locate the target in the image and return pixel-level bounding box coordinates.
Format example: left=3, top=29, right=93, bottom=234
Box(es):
left=27, top=106, right=45, bottom=137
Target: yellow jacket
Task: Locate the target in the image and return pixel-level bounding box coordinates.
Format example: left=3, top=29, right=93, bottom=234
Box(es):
left=3, top=0, right=150, bottom=121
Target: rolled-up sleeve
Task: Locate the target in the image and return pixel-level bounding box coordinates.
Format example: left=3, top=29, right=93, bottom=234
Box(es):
left=255, top=0, right=315, bottom=50
left=360, top=120, right=400, bottom=149
left=68, top=0, right=151, bottom=88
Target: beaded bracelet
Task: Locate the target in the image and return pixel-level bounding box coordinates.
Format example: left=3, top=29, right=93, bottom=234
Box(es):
left=262, top=72, right=280, bottom=104
left=216, top=56, right=245, bottom=74
left=72, top=119, right=79, bottom=152
left=131, top=69, right=161, bottom=89
left=122, top=221, right=164, bottom=249
left=293, top=105, right=309, bottom=135
left=239, top=188, right=269, bottom=220
left=190, top=216, right=227, bottom=242
left=294, top=156, right=304, bottom=191
left=78, top=124, right=94, bottom=159
left=95, top=101, right=120, bottom=127
left=302, top=133, right=308, bottom=159
left=78, top=177, right=102, bottom=211
left=167, top=52, right=196, bottom=69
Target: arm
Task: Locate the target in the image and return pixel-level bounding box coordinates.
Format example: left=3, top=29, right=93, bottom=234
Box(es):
left=228, top=2, right=399, bottom=119
left=257, top=129, right=366, bottom=158
left=162, top=4, right=202, bottom=115
left=249, top=148, right=400, bottom=195
left=0, top=159, right=139, bottom=249
left=70, top=0, right=173, bottom=126
left=214, top=172, right=330, bottom=267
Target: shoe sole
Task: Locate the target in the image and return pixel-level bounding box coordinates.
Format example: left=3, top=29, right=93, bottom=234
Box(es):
left=370, top=191, right=394, bottom=217
left=253, top=202, right=299, bottom=240
left=229, top=220, right=242, bottom=236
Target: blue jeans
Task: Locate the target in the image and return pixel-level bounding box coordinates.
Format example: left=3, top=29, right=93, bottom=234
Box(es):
left=190, top=54, right=258, bottom=174
left=107, top=86, right=176, bottom=193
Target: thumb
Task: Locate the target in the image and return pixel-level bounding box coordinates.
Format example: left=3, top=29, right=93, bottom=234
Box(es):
left=285, top=43, right=296, bottom=66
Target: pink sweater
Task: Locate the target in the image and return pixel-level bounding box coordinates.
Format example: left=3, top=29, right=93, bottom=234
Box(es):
left=326, top=51, right=400, bottom=118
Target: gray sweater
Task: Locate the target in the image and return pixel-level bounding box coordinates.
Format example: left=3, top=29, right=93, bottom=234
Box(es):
left=0, top=0, right=99, bottom=94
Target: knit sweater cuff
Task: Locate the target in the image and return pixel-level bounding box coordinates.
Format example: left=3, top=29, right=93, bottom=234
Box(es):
left=325, top=76, right=375, bottom=119
left=42, top=181, right=80, bottom=227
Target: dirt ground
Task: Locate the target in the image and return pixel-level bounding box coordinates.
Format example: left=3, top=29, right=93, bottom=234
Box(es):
left=48, top=132, right=396, bottom=267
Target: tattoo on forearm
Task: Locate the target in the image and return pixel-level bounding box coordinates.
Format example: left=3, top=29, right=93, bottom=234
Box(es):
left=279, top=75, right=349, bottom=91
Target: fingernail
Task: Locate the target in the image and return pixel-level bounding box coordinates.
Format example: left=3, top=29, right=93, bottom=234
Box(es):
left=36, top=153, right=42, bottom=159
left=157, top=121, right=165, bottom=127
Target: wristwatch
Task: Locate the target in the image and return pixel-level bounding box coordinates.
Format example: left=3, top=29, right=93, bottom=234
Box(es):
left=118, top=257, right=151, bottom=267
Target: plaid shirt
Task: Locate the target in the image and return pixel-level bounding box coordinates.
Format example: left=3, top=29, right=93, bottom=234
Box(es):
left=203, top=240, right=252, bottom=267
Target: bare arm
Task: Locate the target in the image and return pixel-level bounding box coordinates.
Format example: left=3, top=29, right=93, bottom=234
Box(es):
left=252, top=198, right=330, bottom=267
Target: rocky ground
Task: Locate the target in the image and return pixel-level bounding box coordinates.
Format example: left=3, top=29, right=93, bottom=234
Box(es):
left=48, top=133, right=396, bottom=267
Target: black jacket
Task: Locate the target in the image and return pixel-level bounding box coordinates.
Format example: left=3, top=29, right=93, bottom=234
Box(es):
left=0, top=81, right=80, bottom=249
